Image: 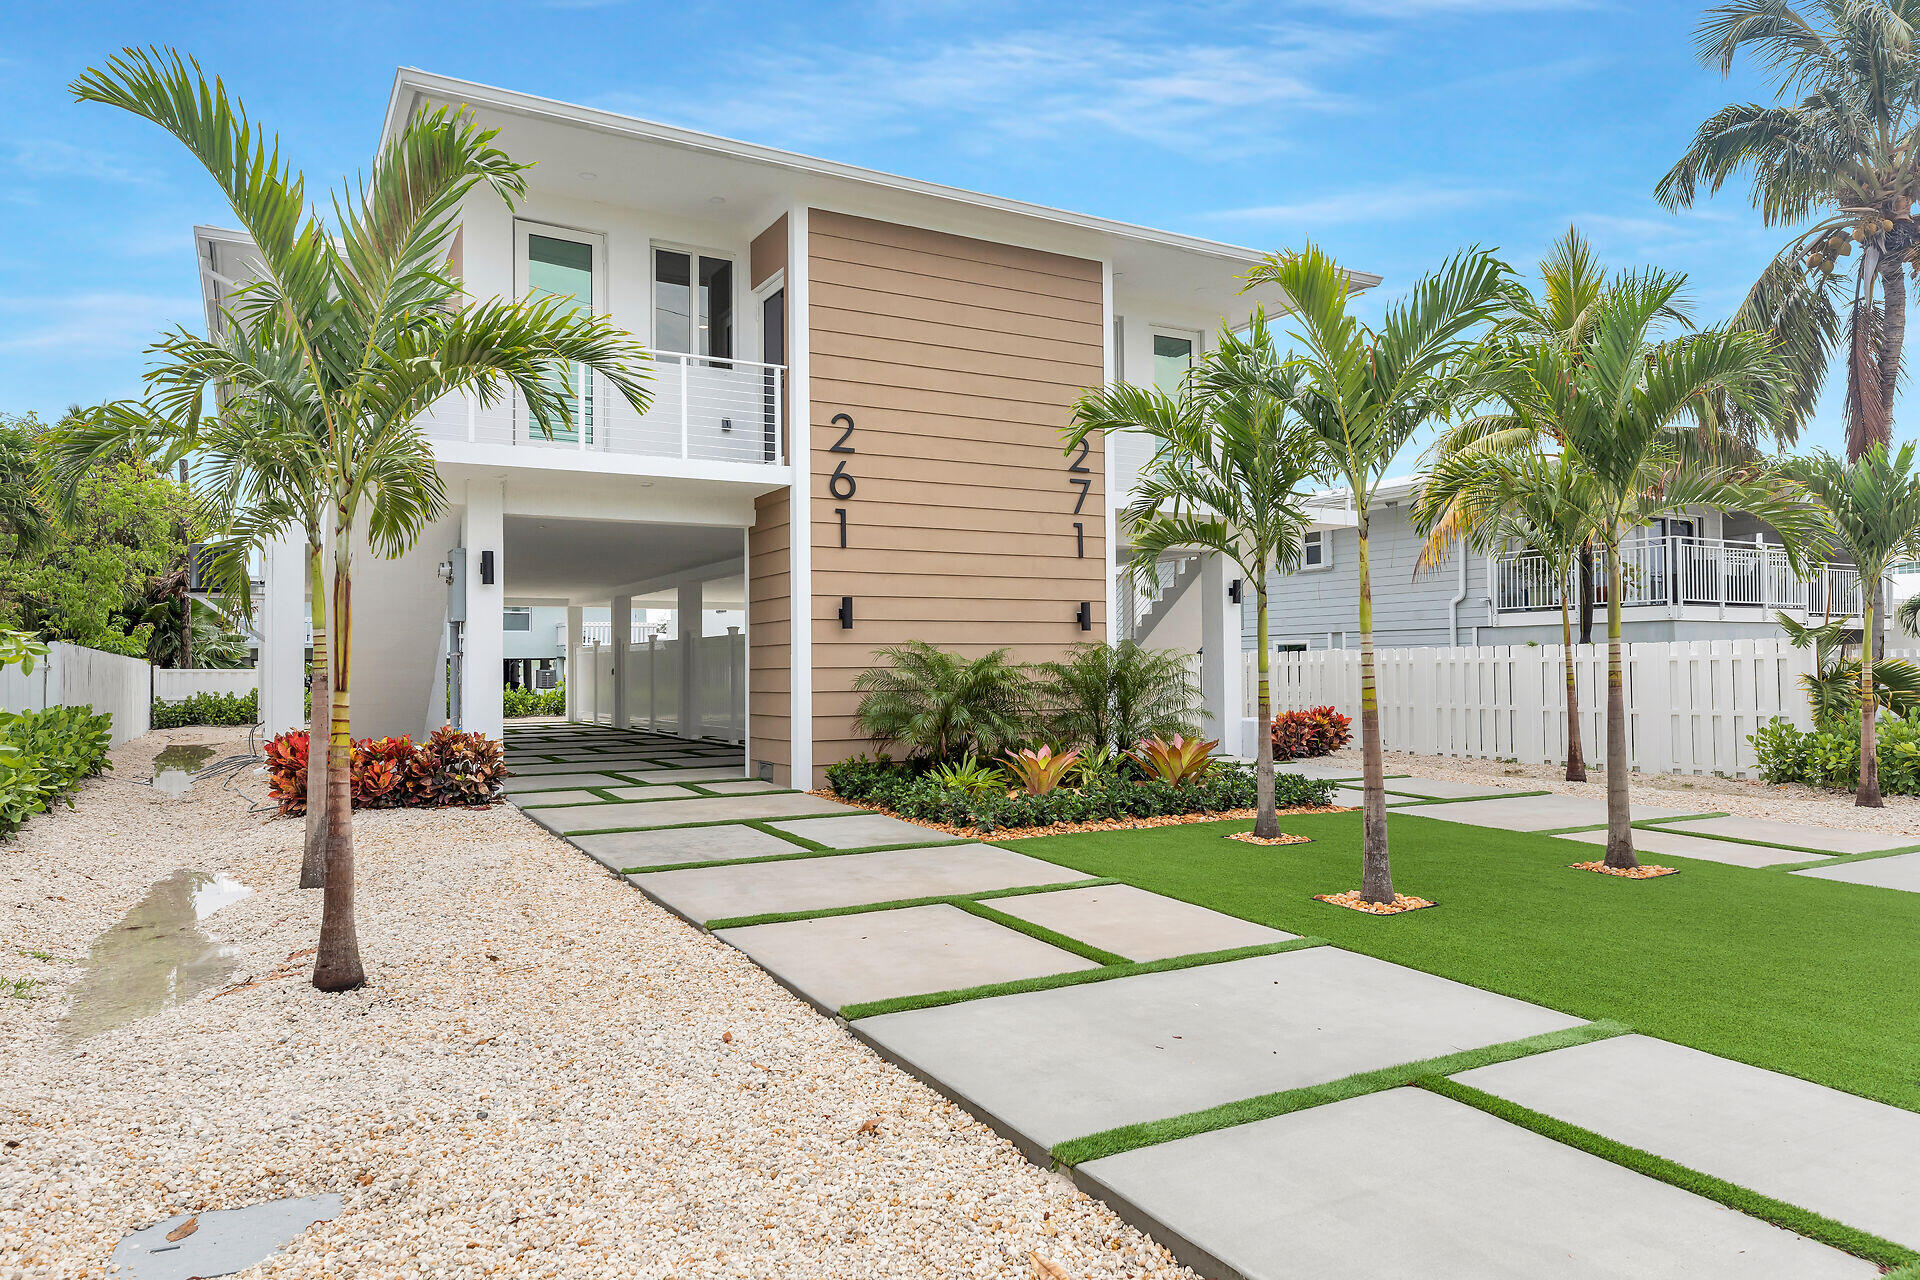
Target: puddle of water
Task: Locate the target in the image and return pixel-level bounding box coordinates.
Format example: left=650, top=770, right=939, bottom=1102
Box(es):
left=60, top=870, right=254, bottom=1042
left=110, top=1193, right=343, bottom=1279
left=152, top=745, right=218, bottom=798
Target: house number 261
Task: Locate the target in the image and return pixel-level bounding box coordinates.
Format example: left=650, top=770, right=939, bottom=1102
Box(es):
left=829, top=412, right=855, bottom=548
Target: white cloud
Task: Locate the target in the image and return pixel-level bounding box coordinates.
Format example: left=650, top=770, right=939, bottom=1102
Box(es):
left=0, top=292, right=198, bottom=361
left=1203, top=181, right=1510, bottom=228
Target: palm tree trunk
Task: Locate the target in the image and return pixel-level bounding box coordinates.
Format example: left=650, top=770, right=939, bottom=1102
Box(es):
left=1560, top=593, right=1586, bottom=782
left=1356, top=516, right=1394, bottom=904
left=1858, top=590, right=1883, bottom=807
left=1253, top=580, right=1277, bottom=839
left=1848, top=244, right=1889, bottom=460
left=299, top=536, right=331, bottom=890
left=1602, top=550, right=1637, bottom=869
left=1577, top=543, right=1595, bottom=645
left=1880, top=257, right=1905, bottom=438
left=314, top=521, right=365, bottom=991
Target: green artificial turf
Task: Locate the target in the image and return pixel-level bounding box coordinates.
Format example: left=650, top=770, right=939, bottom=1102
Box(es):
left=1003, top=810, right=1920, bottom=1112
left=1424, top=1077, right=1919, bottom=1271
left=1051, top=1019, right=1629, bottom=1166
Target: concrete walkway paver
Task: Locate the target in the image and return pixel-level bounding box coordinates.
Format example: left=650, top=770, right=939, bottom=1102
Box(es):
left=1657, top=815, right=1916, bottom=855
left=1454, top=1034, right=1920, bottom=1249
left=716, top=904, right=1098, bottom=1010
left=1555, top=827, right=1811, bottom=869
left=855, top=947, right=1582, bottom=1156
left=1793, top=850, right=1920, bottom=892
left=630, top=844, right=1081, bottom=923
left=526, top=791, right=853, bottom=835
left=1406, top=792, right=1703, bottom=831
left=571, top=824, right=802, bottom=872
left=989, top=884, right=1294, bottom=961
left=501, top=772, right=635, bottom=793
left=1076, top=1088, right=1871, bottom=1280
left=1382, top=776, right=1524, bottom=799
left=767, top=812, right=963, bottom=849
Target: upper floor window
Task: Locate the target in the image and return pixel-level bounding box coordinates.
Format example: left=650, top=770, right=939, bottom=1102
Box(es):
left=655, top=248, right=733, bottom=359
left=1152, top=332, right=1194, bottom=399
left=1302, top=530, right=1328, bottom=570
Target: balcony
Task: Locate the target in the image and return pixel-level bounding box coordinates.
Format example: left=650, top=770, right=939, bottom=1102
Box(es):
left=1494, top=535, right=1863, bottom=620
left=420, top=351, right=786, bottom=469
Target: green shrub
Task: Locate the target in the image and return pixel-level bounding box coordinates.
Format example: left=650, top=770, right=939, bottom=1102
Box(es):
left=151, top=688, right=258, bottom=729
left=1750, top=713, right=1920, bottom=793
left=825, top=753, right=1334, bottom=833
left=0, top=704, right=114, bottom=838
left=503, top=683, right=566, bottom=717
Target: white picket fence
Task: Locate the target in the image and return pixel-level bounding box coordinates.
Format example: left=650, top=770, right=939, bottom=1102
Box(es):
left=152, top=668, right=258, bottom=702
left=1239, top=638, right=1886, bottom=778
left=0, top=642, right=153, bottom=746
left=571, top=630, right=746, bottom=744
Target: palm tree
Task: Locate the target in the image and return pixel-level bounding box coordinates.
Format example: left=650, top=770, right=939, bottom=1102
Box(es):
left=1243, top=246, right=1509, bottom=902
left=1066, top=311, right=1320, bottom=839
left=68, top=48, right=653, bottom=990
left=1499, top=270, right=1819, bottom=863
left=1417, top=448, right=1601, bottom=781
left=1778, top=444, right=1920, bottom=805
left=851, top=641, right=1030, bottom=763
left=1658, top=0, right=1919, bottom=458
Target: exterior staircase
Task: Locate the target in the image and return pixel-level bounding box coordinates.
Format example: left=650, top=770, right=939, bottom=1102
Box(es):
left=1122, top=555, right=1202, bottom=645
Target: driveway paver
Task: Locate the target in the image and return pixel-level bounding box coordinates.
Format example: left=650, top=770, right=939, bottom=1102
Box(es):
left=526, top=792, right=853, bottom=835
left=501, top=772, right=633, bottom=793
left=1404, top=793, right=1703, bottom=831
left=854, top=947, right=1582, bottom=1157
left=1792, top=850, right=1920, bottom=892
left=1454, top=1034, right=1920, bottom=1249
left=766, top=812, right=962, bottom=849
left=630, top=844, right=1080, bottom=923
left=716, top=904, right=1097, bottom=1010
left=1382, top=776, right=1526, bottom=799
left=1076, top=1088, right=1870, bottom=1280
left=1555, top=827, right=1810, bottom=869
left=1656, top=815, right=1916, bottom=855
left=989, top=884, right=1294, bottom=961
left=573, top=824, right=801, bottom=872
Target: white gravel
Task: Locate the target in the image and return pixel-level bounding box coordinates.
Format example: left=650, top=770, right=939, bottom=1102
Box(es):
left=1332, top=744, right=1920, bottom=838
left=2, top=727, right=1193, bottom=1279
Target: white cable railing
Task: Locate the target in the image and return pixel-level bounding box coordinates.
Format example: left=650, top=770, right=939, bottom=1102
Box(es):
left=420, top=352, right=785, bottom=466
left=1495, top=535, right=1864, bottom=617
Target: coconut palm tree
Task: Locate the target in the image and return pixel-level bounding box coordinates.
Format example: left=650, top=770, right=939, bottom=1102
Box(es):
left=1243, top=245, right=1509, bottom=903
left=1778, top=443, right=1920, bottom=805
left=1066, top=310, right=1320, bottom=839
left=67, top=48, right=654, bottom=990
left=1498, top=269, right=1820, bottom=863
left=1416, top=448, right=1602, bottom=781
left=1659, top=0, right=1920, bottom=458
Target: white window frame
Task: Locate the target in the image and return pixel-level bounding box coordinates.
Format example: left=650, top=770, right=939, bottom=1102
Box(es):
left=513, top=220, right=607, bottom=444
left=1147, top=325, right=1202, bottom=395
left=751, top=268, right=786, bottom=364
left=1301, top=529, right=1332, bottom=573
left=650, top=239, right=742, bottom=362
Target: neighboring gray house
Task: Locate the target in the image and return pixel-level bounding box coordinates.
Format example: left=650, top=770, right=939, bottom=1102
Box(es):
left=1238, top=478, right=1865, bottom=653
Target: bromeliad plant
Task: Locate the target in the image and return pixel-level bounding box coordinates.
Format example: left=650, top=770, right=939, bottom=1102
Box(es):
left=932, top=754, right=1004, bottom=797
left=1003, top=745, right=1083, bottom=796
left=1133, top=734, right=1219, bottom=786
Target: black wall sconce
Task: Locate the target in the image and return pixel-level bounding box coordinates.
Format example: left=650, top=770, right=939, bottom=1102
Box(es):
left=1228, top=578, right=1243, bottom=604
left=838, top=596, right=854, bottom=629
left=480, top=550, right=495, bottom=585
left=1076, top=601, right=1092, bottom=632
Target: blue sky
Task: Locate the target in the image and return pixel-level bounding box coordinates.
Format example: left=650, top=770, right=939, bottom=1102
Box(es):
left=0, top=0, right=1860, bottom=454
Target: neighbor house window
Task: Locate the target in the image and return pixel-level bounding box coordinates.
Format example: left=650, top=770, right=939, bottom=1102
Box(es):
left=504, top=609, right=532, bottom=632
left=1303, top=531, right=1327, bottom=569
left=655, top=248, right=734, bottom=359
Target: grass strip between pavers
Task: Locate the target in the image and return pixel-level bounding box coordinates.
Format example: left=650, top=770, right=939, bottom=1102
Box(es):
left=618, top=839, right=974, bottom=876
left=1049, top=1020, right=1629, bottom=1167
left=839, top=937, right=1328, bottom=1021
left=1383, top=789, right=1554, bottom=807
left=704, top=877, right=1120, bottom=931
left=1422, top=1076, right=1920, bottom=1272
left=949, top=898, right=1132, bottom=967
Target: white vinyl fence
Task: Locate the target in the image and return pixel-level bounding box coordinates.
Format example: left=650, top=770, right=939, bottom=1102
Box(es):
left=0, top=642, right=152, bottom=746
left=152, top=668, right=258, bottom=702
left=1240, top=638, right=1867, bottom=779
left=571, top=630, right=746, bottom=744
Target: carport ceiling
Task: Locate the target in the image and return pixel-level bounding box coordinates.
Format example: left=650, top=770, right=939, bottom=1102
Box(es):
left=505, top=516, right=739, bottom=600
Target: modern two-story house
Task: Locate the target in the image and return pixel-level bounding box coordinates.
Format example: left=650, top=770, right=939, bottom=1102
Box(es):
left=212, top=69, right=1372, bottom=782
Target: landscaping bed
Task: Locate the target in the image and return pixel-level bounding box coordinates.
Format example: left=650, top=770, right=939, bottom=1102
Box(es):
left=810, top=790, right=1342, bottom=841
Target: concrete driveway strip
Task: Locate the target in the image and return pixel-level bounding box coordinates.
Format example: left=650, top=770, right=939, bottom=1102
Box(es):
left=526, top=792, right=854, bottom=835
left=1792, top=851, right=1920, bottom=892
left=716, top=904, right=1098, bottom=1010
left=1457, top=1034, right=1920, bottom=1249
left=1076, top=1088, right=1871, bottom=1280
left=1554, top=828, right=1812, bottom=869
left=854, top=947, right=1582, bottom=1158
left=1650, top=817, right=1915, bottom=854
left=989, top=884, right=1295, bottom=962
left=572, top=824, right=804, bottom=872
left=1406, top=793, right=1702, bottom=831
left=630, top=844, right=1083, bottom=924
left=766, top=812, right=963, bottom=849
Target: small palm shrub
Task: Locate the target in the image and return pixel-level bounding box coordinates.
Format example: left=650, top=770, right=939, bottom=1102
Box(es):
left=0, top=705, right=114, bottom=838
left=1004, top=745, right=1082, bottom=796
left=1032, top=641, right=1198, bottom=753
left=1133, top=734, right=1219, bottom=785
left=1270, top=706, right=1352, bottom=760
left=152, top=689, right=259, bottom=729
left=932, top=754, right=1004, bottom=796
left=853, top=641, right=1031, bottom=762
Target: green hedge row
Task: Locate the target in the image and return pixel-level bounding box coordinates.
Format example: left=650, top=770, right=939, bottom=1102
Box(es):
left=824, top=757, right=1335, bottom=833
left=504, top=684, right=566, bottom=718
left=0, top=705, right=114, bottom=838
left=151, top=688, right=258, bottom=729
left=1751, top=714, right=1920, bottom=794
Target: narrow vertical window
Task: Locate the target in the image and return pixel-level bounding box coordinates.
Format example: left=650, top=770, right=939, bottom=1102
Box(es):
left=528, top=233, right=595, bottom=442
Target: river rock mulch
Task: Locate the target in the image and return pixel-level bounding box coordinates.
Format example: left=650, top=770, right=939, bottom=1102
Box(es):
left=1, top=727, right=1195, bottom=1279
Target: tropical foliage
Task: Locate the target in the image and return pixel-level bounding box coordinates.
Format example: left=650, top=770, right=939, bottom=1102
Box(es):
left=1002, top=745, right=1082, bottom=796
left=151, top=688, right=259, bottom=729
left=1030, top=640, right=1198, bottom=754
left=1752, top=711, right=1920, bottom=794
left=0, top=705, right=115, bottom=840
left=1270, top=706, right=1352, bottom=760
left=1776, top=611, right=1920, bottom=730
left=265, top=726, right=506, bottom=814
left=1131, top=734, right=1220, bottom=785
left=503, top=683, right=566, bottom=718
left=852, top=641, right=1030, bottom=763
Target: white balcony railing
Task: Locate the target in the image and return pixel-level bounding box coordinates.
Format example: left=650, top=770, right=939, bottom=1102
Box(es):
left=420, top=351, right=785, bottom=467
left=1494, top=535, right=1863, bottom=618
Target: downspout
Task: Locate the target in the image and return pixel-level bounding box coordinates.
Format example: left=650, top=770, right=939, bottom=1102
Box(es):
left=1448, top=546, right=1469, bottom=647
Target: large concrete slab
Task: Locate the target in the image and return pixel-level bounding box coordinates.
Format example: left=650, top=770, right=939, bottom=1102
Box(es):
left=1555, top=827, right=1809, bottom=869
left=1384, top=776, right=1525, bottom=799
left=625, top=766, right=751, bottom=783
left=716, top=904, right=1098, bottom=1009
left=533, top=754, right=673, bottom=769
left=631, top=844, right=1080, bottom=923
left=990, top=884, right=1294, bottom=961
left=766, top=812, right=960, bottom=849
left=1658, top=815, right=1916, bottom=855
left=508, top=789, right=603, bottom=807
left=1406, top=792, right=1703, bottom=831
left=527, top=791, right=854, bottom=835
left=1455, top=1034, right=1920, bottom=1249
left=574, top=824, right=802, bottom=872
left=1329, top=786, right=1421, bottom=808
left=1077, top=1088, right=1869, bottom=1280
left=695, top=779, right=785, bottom=795
left=593, top=784, right=702, bottom=802
left=511, top=760, right=645, bottom=777
left=501, top=772, right=632, bottom=793
left=855, top=947, right=1582, bottom=1154
left=1793, top=850, right=1920, bottom=893
left=1273, top=760, right=1359, bottom=781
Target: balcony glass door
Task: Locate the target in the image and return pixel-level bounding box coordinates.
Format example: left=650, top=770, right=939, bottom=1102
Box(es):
left=517, top=223, right=603, bottom=445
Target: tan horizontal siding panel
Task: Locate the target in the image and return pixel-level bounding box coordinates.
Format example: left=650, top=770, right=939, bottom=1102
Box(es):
left=810, top=285, right=1104, bottom=347
left=809, top=459, right=1103, bottom=503
left=813, top=526, right=1097, bottom=558
left=810, top=257, right=1101, bottom=328
left=808, top=378, right=1094, bottom=430
left=810, top=233, right=1103, bottom=306
left=811, top=568, right=1105, bottom=599
left=812, top=210, right=1101, bottom=283
left=807, top=499, right=1102, bottom=538
left=811, top=304, right=1104, bottom=366
left=807, top=429, right=1100, bottom=476
left=806, top=410, right=1100, bottom=457
left=811, top=329, right=1102, bottom=388
left=813, top=622, right=1103, bottom=648
left=812, top=354, right=1096, bottom=409
left=810, top=474, right=1100, bottom=515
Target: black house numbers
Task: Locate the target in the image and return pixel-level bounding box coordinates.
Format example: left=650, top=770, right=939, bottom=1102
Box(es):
left=828, top=412, right=854, bottom=549
left=1068, top=437, right=1090, bottom=559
